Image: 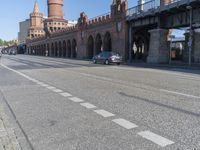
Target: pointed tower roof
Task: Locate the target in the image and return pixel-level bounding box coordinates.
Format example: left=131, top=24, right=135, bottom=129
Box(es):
left=33, top=1, right=39, bottom=13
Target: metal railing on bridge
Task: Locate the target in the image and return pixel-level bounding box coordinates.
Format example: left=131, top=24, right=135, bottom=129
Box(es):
left=128, top=0, right=160, bottom=17
left=128, top=0, right=182, bottom=17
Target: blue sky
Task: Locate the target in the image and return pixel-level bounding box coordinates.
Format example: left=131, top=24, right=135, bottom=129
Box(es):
left=0, top=0, right=136, bottom=41
left=0, top=0, right=184, bottom=41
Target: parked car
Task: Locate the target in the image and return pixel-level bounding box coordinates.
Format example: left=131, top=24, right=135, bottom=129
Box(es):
left=93, top=51, right=122, bottom=65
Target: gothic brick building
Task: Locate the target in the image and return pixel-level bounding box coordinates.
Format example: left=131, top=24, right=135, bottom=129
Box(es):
left=26, top=0, right=129, bottom=60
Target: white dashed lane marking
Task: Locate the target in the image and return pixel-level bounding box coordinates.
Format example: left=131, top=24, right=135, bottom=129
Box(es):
left=40, top=83, right=49, bottom=87
left=46, top=86, right=56, bottom=90
left=94, top=109, right=115, bottom=118
left=60, top=92, right=72, bottom=97
left=112, top=118, right=138, bottom=129
left=80, top=103, right=97, bottom=109
left=138, top=131, right=175, bottom=147
left=52, top=89, right=63, bottom=93
left=69, top=97, right=84, bottom=103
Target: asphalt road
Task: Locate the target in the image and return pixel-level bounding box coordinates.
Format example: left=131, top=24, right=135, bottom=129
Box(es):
left=0, top=54, right=200, bottom=150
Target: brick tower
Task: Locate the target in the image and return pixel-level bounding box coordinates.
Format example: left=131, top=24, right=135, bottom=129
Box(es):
left=45, top=0, right=68, bottom=34
left=28, top=2, right=45, bottom=39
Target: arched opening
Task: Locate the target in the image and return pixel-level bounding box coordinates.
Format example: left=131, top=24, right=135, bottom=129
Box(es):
left=87, top=35, right=94, bottom=59
left=103, top=32, right=112, bottom=51
left=63, top=41, right=66, bottom=57
left=131, top=32, right=149, bottom=62
left=51, top=43, right=54, bottom=57
left=55, top=42, right=58, bottom=57
left=38, top=45, right=41, bottom=55
left=67, top=40, right=71, bottom=58
left=72, top=39, right=77, bottom=58
left=47, top=43, right=50, bottom=56
left=59, top=41, right=62, bottom=57
left=95, top=34, right=103, bottom=55
left=43, top=44, right=46, bottom=56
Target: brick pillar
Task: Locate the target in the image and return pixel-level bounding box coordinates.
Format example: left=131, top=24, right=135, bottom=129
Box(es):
left=193, top=30, right=200, bottom=63
left=147, top=29, right=169, bottom=63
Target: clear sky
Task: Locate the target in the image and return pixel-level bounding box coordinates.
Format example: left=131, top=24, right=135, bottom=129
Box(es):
left=0, top=0, right=137, bottom=41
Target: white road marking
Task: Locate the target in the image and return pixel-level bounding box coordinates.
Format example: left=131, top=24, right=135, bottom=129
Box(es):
left=46, top=86, right=56, bottom=90
left=94, top=109, right=115, bottom=118
left=40, top=83, right=49, bottom=87
left=112, top=118, right=138, bottom=129
left=160, top=89, right=200, bottom=99
left=138, top=131, right=175, bottom=147
left=60, top=92, right=72, bottom=97
left=36, top=81, right=43, bottom=85
left=80, top=103, right=97, bottom=109
left=69, top=97, right=84, bottom=103
left=52, top=89, right=63, bottom=93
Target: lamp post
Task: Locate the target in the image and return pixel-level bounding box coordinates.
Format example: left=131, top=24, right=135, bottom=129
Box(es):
left=169, top=35, right=175, bottom=65
left=187, top=5, right=193, bottom=66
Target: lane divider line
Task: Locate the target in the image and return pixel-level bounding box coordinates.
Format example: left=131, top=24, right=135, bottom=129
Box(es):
left=160, top=89, right=200, bottom=99
left=80, top=103, right=97, bottom=109
left=94, top=109, right=115, bottom=118
left=138, top=131, right=175, bottom=147
left=60, top=92, right=72, bottom=97
left=112, top=118, right=138, bottom=129
left=52, top=89, right=63, bottom=93
left=46, top=86, right=56, bottom=90
left=69, top=97, right=84, bottom=103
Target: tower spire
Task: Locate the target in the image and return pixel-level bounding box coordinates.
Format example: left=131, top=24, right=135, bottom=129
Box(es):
left=33, top=1, right=39, bottom=13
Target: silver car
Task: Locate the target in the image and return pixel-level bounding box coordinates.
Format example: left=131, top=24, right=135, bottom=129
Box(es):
left=93, top=51, right=122, bottom=65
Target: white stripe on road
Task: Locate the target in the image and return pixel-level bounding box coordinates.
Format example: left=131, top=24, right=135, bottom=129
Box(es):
left=52, top=89, right=63, bottom=93
left=94, top=109, right=115, bottom=118
left=138, top=131, right=175, bottom=147
left=60, top=92, right=72, bottom=97
left=69, top=97, right=84, bottom=103
left=160, top=89, right=200, bottom=99
left=46, top=86, right=56, bottom=90
left=40, top=83, right=49, bottom=87
left=80, top=103, right=97, bottom=109
left=112, top=118, right=138, bottom=129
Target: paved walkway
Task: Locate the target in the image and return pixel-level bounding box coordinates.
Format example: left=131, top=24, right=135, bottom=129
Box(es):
left=0, top=106, right=21, bottom=150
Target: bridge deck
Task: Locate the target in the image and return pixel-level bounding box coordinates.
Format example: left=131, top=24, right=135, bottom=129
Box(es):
left=127, top=0, right=199, bottom=21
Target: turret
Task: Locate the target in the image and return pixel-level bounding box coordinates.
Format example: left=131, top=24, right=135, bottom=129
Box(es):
left=28, top=2, right=45, bottom=39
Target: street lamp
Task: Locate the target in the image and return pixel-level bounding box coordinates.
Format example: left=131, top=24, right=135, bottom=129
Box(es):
left=187, top=5, right=193, bottom=66
left=169, top=35, right=175, bottom=65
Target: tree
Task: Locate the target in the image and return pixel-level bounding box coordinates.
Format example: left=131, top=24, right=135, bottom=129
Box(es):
left=0, top=39, right=4, bottom=46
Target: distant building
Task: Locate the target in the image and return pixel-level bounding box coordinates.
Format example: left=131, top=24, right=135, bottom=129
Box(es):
left=18, top=19, right=30, bottom=44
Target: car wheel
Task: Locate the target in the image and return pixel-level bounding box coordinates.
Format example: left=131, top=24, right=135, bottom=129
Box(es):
left=93, top=59, right=97, bottom=64
left=105, top=60, right=109, bottom=65
left=117, top=63, right=120, bottom=65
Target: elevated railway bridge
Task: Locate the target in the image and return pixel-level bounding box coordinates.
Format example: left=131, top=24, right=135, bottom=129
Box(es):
left=127, top=0, right=200, bottom=63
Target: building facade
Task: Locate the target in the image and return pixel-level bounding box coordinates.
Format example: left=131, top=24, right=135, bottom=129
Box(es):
left=18, top=19, right=30, bottom=44
left=26, top=0, right=200, bottom=64
left=26, top=0, right=128, bottom=59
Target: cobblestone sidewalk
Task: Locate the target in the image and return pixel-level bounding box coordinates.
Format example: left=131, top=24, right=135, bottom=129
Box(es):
left=0, top=106, right=21, bottom=150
